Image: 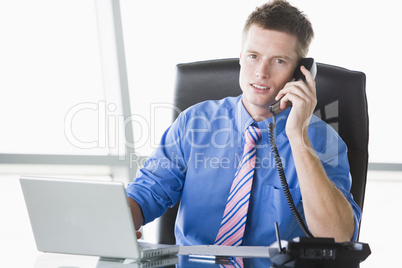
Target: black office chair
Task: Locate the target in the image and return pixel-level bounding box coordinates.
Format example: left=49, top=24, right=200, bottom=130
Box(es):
left=155, top=58, right=369, bottom=244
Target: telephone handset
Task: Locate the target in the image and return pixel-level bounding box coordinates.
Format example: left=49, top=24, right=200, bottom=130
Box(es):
left=268, top=57, right=317, bottom=238
left=269, top=57, right=317, bottom=116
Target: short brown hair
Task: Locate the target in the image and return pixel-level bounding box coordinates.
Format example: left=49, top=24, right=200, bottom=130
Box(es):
left=243, top=0, right=314, bottom=58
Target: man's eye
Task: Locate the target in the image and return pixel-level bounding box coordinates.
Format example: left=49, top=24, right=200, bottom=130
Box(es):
left=249, top=54, right=258, bottom=59
left=276, top=59, right=285, bottom=64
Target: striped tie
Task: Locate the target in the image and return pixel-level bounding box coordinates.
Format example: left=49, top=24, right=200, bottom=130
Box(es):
left=215, top=125, right=262, bottom=246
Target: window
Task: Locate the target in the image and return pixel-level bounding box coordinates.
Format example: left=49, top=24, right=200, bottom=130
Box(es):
left=0, top=0, right=106, bottom=155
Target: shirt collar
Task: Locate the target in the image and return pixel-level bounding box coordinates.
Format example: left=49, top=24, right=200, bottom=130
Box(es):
left=235, top=95, right=289, bottom=136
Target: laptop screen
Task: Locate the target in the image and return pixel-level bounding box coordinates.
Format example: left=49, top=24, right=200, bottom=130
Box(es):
left=20, top=176, right=141, bottom=259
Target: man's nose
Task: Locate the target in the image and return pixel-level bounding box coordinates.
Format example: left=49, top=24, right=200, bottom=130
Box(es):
left=256, top=61, right=270, bottom=78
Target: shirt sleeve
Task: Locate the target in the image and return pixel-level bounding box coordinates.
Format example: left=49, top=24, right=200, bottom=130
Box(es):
left=308, top=117, right=362, bottom=241
left=126, top=113, right=187, bottom=224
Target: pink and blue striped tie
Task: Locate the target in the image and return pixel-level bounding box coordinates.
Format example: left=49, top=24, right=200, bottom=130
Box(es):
left=215, top=125, right=262, bottom=246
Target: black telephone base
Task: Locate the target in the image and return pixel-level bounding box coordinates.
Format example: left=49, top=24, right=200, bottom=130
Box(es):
left=269, top=237, right=371, bottom=268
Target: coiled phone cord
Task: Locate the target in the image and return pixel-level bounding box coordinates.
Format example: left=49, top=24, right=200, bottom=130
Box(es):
left=268, top=118, right=313, bottom=238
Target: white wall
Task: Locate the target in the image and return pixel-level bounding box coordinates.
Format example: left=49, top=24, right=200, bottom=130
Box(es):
left=297, top=0, right=402, bottom=164
left=0, top=0, right=107, bottom=156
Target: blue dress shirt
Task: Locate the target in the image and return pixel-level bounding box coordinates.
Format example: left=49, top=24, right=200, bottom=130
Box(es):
left=126, top=95, right=361, bottom=246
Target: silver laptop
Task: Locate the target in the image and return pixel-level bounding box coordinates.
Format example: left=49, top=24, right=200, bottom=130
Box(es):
left=20, top=176, right=179, bottom=261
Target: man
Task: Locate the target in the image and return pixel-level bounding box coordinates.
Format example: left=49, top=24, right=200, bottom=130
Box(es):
left=126, top=0, right=361, bottom=246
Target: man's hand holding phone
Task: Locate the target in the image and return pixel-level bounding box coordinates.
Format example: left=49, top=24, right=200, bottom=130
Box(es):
left=277, top=65, right=317, bottom=138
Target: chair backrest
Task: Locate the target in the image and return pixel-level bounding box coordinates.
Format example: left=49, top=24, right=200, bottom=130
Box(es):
left=156, top=58, right=369, bottom=244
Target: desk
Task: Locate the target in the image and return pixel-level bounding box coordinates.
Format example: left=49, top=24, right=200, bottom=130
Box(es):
left=12, top=251, right=373, bottom=268
left=0, top=175, right=371, bottom=268
left=32, top=253, right=273, bottom=268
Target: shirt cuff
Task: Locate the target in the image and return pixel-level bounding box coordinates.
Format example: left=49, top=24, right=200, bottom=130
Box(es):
left=351, top=212, right=360, bottom=241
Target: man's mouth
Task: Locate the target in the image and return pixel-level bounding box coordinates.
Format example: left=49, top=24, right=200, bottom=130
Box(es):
left=251, top=83, right=268, bottom=90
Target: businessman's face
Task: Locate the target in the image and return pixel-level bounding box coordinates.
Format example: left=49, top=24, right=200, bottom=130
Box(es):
left=239, top=24, right=299, bottom=120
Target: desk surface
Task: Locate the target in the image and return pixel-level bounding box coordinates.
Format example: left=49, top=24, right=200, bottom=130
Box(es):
left=1, top=174, right=376, bottom=268
left=27, top=253, right=274, bottom=268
